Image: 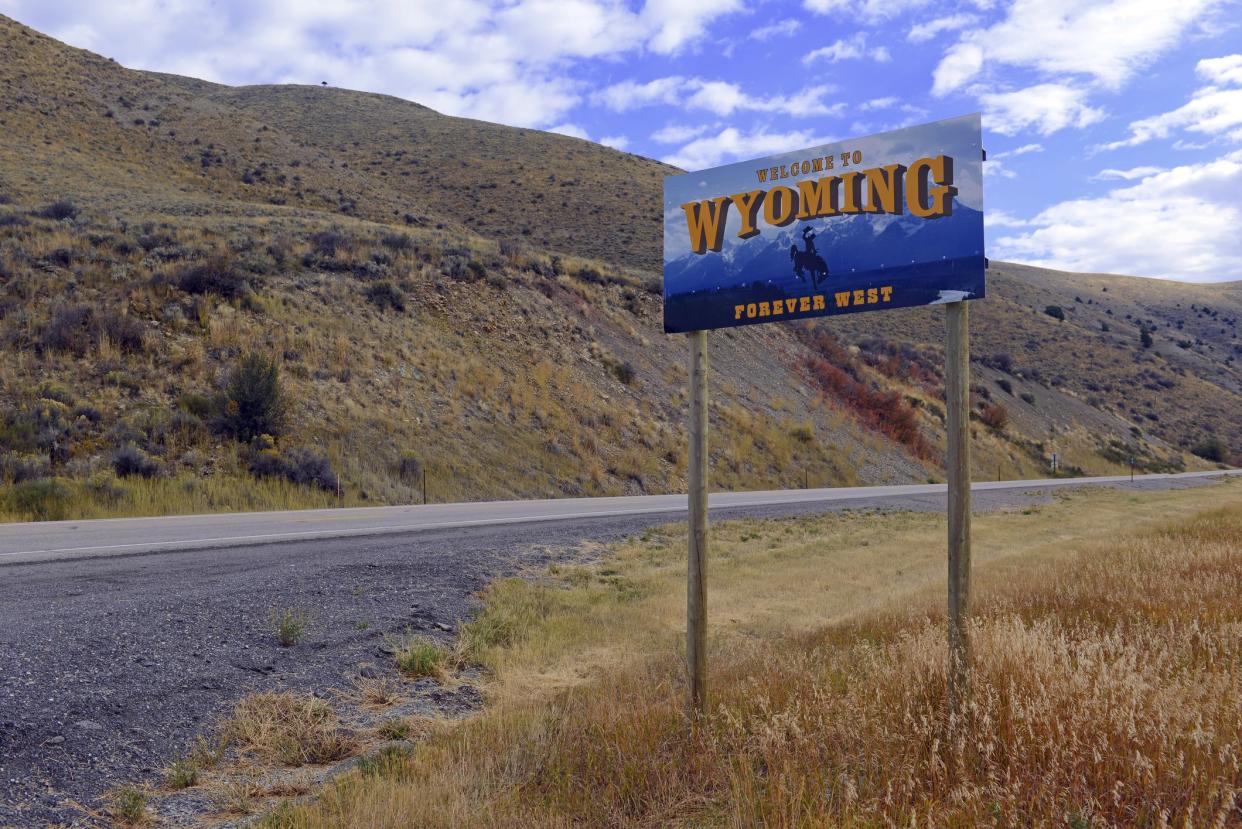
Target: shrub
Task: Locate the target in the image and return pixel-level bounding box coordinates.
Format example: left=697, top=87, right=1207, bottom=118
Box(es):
left=1191, top=436, right=1228, bottom=463
left=177, top=256, right=249, bottom=298
left=1044, top=305, right=1065, bottom=321
left=270, top=608, right=308, bottom=647
left=178, top=392, right=215, bottom=419
left=39, top=305, right=94, bottom=355
left=996, top=378, right=1013, bottom=395
left=250, top=446, right=336, bottom=491
left=610, top=360, right=636, bottom=385
left=0, top=452, right=48, bottom=484
left=380, top=233, right=413, bottom=251
left=98, top=312, right=146, bottom=353
left=35, top=200, right=78, bottom=220
left=1020, top=392, right=1036, bottom=405
left=310, top=228, right=349, bottom=257
left=364, top=281, right=406, bottom=312
left=466, top=260, right=487, bottom=281
left=112, top=444, right=160, bottom=478
left=1140, top=327, right=1154, bottom=349
left=398, top=452, right=423, bottom=483
left=6, top=478, right=71, bottom=521
left=979, top=402, right=1009, bottom=430
left=218, top=353, right=286, bottom=441
left=282, top=447, right=336, bottom=490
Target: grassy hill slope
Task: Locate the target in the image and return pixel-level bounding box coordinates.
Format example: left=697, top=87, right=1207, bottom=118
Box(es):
left=0, top=14, right=1237, bottom=520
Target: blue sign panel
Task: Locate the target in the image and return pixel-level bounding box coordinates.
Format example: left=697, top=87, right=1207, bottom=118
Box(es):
left=662, top=114, right=985, bottom=333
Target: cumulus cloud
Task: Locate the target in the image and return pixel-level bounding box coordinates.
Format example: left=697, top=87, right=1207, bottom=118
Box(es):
left=933, top=0, right=1225, bottom=96
left=662, top=126, right=834, bottom=170
left=991, top=150, right=1242, bottom=281
left=981, top=84, right=1106, bottom=136
left=1101, top=54, right=1242, bottom=149
left=5, top=0, right=745, bottom=129
left=599, top=135, right=630, bottom=150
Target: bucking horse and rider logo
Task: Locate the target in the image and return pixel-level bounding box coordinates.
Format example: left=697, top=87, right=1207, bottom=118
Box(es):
left=790, top=226, right=829, bottom=289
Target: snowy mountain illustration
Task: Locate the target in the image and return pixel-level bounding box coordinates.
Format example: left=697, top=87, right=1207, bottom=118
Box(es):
left=664, top=201, right=984, bottom=296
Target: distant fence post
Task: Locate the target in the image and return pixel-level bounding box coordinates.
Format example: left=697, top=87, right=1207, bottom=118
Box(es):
left=687, top=330, right=709, bottom=720
left=945, top=301, right=972, bottom=719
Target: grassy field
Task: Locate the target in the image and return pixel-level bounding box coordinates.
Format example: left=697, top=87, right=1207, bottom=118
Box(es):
left=198, top=479, right=1242, bottom=828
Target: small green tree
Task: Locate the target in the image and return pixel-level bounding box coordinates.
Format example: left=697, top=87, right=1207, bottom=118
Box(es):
left=219, top=352, right=286, bottom=441
left=1140, top=327, right=1154, bottom=349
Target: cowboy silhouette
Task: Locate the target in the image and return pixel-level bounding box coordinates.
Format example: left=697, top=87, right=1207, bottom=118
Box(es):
left=801, top=226, right=817, bottom=256
left=790, top=226, right=829, bottom=288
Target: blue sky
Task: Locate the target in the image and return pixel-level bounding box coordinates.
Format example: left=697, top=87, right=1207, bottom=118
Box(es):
left=3, top=0, right=1241, bottom=281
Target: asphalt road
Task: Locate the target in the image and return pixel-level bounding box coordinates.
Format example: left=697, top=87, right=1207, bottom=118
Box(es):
left=0, top=470, right=1236, bottom=827
left=3, top=470, right=1237, bottom=566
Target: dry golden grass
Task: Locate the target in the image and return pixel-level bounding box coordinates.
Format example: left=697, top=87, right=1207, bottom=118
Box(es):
left=257, top=481, right=1242, bottom=828
left=222, top=692, right=357, bottom=768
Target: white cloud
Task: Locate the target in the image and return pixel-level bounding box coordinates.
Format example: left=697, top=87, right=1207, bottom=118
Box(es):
left=1199, top=54, right=1242, bottom=86
left=592, top=76, right=686, bottom=111
left=991, top=150, right=1242, bottom=281
left=933, top=0, right=1225, bottom=97
left=985, top=209, right=1032, bottom=228
left=802, top=0, right=851, bottom=12
left=981, top=84, right=1106, bottom=136
left=749, top=19, right=801, bottom=41
left=641, top=0, right=745, bottom=54
left=992, top=143, right=1044, bottom=159
left=1091, top=165, right=1165, bottom=180
left=805, top=0, right=977, bottom=22
left=907, top=13, right=978, bottom=43
left=662, top=126, right=833, bottom=170
left=549, top=123, right=590, bottom=139
left=932, top=43, right=984, bottom=96
left=803, top=33, right=891, bottom=65
left=652, top=124, right=709, bottom=143
left=596, top=77, right=841, bottom=118
left=984, top=142, right=1043, bottom=177
left=599, top=134, right=630, bottom=150
left=860, top=96, right=898, bottom=111
left=984, top=160, right=1016, bottom=178
left=1101, top=55, right=1242, bottom=149
left=5, top=0, right=745, bottom=129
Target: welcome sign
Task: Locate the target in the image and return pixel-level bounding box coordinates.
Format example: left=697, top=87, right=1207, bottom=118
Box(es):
left=662, top=114, right=985, bottom=333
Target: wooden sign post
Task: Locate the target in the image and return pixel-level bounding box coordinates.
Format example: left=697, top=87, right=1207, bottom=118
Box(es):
left=945, top=301, right=972, bottom=717
left=687, top=330, right=709, bottom=719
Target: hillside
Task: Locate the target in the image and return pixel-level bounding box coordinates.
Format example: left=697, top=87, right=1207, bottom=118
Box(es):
left=0, top=14, right=1238, bottom=520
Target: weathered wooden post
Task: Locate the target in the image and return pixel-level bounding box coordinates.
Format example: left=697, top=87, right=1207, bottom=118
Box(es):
left=945, top=301, right=972, bottom=717
left=687, top=330, right=709, bottom=719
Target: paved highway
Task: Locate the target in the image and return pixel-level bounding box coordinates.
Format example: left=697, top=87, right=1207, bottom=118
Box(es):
left=3, top=469, right=1237, bottom=565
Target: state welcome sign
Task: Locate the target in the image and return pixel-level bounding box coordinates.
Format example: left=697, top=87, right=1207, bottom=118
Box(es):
left=662, top=114, right=985, bottom=333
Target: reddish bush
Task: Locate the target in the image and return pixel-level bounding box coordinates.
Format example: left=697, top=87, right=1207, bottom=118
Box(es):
left=979, top=403, right=1009, bottom=430
left=800, top=328, right=934, bottom=460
